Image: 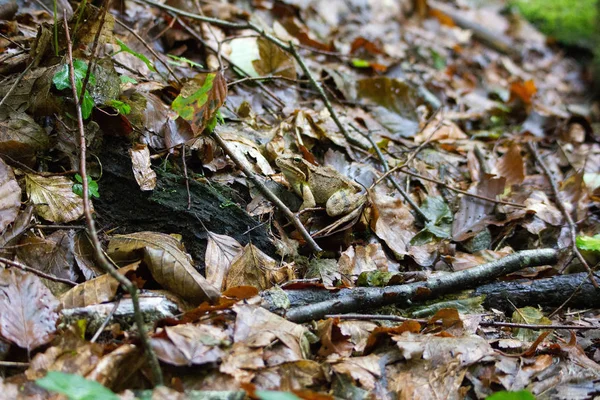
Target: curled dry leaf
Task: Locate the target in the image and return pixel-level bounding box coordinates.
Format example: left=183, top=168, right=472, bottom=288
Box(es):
left=108, top=231, right=220, bottom=303
left=0, top=157, right=21, bottom=233
left=225, top=244, right=295, bottom=291
left=129, top=143, right=157, bottom=191
left=25, top=173, right=86, bottom=223
left=0, top=269, right=59, bottom=352
left=60, top=262, right=141, bottom=309
left=205, top=231, right=243, bottom=291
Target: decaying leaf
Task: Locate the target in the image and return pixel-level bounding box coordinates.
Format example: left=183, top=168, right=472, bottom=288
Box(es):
left=25, top=173, right=86, bottom=223
left=129, top=143, right=156, bottom=191
left=0, top=112, right=50, bottom=166
left=108, top=231, right=220, bottom=303
left=496, top=143, right=525, bottom=186
left=0, top=269, right=59, bottom=352
left=205, top=231, right=242, bottom=291
left=17, top=230, right=77, bottom=283
left=171, top=71, right=227, bottom=135
left=0, top=157, right=21, bottom=233
left=225, top=244, right=295, bottom=291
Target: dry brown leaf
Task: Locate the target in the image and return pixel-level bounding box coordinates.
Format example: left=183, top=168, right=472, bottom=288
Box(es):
left=0, top=269, right=59, bottom=352
left=59, top=262, right=140, bottom=309
left=330, top=354, right=382, bottom=390
left=452, top=176, right=506, bottom=241
left=253, top=360, right=326, bottom=392
left=73, top=230, right=103, bottom=280
left=316, top=318, right=354, bottom=358
left=25, top=330, right=104, bottom=380
left=129, top=143, right=156, bottom=191
left=370, top=192, right=416, bottom=259
left=496, top=143, right=525, bottom=186
left=25, top=173, right=86, bottom=223
left=107, top=231, right=220, bottom=303
left=253, top=37, right=297, bottom=79
left=0, top=112, right=50, bottom=167
left=17, top=230, right=77, bottom=282
left=150, top=324, right=229, bottom=366
left=205, top=231, right=242, bottom=291
left=0, top=157, right=21, bottom=233
left=225, top=244, right=295, bottom=291
left=85, top=344, right=145, bottom=391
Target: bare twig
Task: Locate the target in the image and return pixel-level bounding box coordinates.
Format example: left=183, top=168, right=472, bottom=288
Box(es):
left=114, top=18, right=182, bottom=85
left=350, top=123, right=430, bottom=222
left=0, top=256, right=77, bottom=286
left=91, top=297, right=121, bottom=342
left=281, top=249, right=557, bottom=322
left=211, top=130, right=322, bottom=252
left=63, top=13, right=163, bottom=385
left=0, top=361, right=29, bottom=367
left=526, top=142, right=597, bottom=288
left=325, top=313, right=599, bottom=330
left=79, top=2, right=108, bottom=103
left=0, top=61, right=33, bottom=108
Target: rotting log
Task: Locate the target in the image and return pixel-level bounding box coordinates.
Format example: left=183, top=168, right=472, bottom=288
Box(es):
left=95, top=137, right=275, bottom=270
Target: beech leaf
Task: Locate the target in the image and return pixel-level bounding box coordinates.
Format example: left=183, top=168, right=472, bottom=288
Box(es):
left=25, top=173, right=87, bottom=223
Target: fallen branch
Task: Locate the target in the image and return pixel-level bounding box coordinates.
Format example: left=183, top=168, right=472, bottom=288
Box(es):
left=275, top=249, right=557, bottom=322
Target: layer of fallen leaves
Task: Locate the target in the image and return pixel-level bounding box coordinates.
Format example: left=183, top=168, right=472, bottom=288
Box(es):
left=0, top=0, right=599, bottom=398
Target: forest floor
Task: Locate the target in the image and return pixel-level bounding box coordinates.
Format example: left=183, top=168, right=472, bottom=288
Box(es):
left=0, top=0, right=599, bottom=399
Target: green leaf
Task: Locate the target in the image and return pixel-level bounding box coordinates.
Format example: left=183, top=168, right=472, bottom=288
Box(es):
left=576, top=234, right=600, bottom=252
left=430, top=49, right=446, bottom=70
left=167, top=54, right=204, bottom=68
left=120, top=75, right=137, bottom=84
left=172, top=74, right=217, bottom=120
left=486, top=390, right=536, bottom=400
left=351, top=58, right=371, bottom=68
left=52, top=60, right=96, bottom=119
left=412, top=196, right=453, bottom=243
left=255, top=391, right=302, bottom=400
left=36, top=371, right=119, bottom=400
left=115, top=38, right=157, bottom=72
left=73, top=174, right=100, bottom=199
left=107, top=100, right=131, bottom=115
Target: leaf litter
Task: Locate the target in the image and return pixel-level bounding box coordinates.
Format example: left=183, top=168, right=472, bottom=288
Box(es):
left=0, top=0, right=598, bottom=399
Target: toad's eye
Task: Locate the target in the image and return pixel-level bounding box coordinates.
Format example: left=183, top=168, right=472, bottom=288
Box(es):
left=293, top=157, right=302, bottom=163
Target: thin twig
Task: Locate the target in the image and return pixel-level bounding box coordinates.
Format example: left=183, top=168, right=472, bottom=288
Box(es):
left=181, top=145, right=192, bottom=209
left=79, top=2, right=108, bottom=103
left=91, top=297, right=121, bottom=342
left=0, top=61, right=33, bottom=108
left=62, top=12, right=164, bottom=385
left=211, top=130, right=322, bottom=252
left=114, top=18, right=182, bottom=85
left=0, top=256, right=77, bottom=286
left=350, top=123, right=430, bottom=222
left=526, top=142, right=597, bottom=288
left=0, top=361, right=29, bottom=367
left=325, top=313, right=600, bottom=330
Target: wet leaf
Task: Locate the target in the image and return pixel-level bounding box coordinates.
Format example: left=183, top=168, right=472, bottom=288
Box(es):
left=0, top=112, right=50, bottom=166
left=107, top=232, right=220, bottom=303
left=171, top=71, right=227, bottom=135
left=17, top=230, right=77, bottom=283
left=25, top=173, right=86, bottom=223
left=0, top=269, right=59, bottom=352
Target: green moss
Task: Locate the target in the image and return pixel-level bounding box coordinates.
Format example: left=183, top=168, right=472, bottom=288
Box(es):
left=510, top=0, right=596, bottom=47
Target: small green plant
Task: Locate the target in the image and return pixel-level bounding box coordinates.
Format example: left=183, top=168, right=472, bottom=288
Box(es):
left=576, top=234, right=600, bottom=252
left=36, top=371, right=119, bottom=400
left=486, top=390, right=535, bottom=400
left=167, top=54, right=204, bottom=69
left=52, top=59, right=96, bottom=119
left=106, top=99, right=131, bottom=115
left=72, top=174, right=100, bottom=198
left=114, top=38, right=157, bottom=72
